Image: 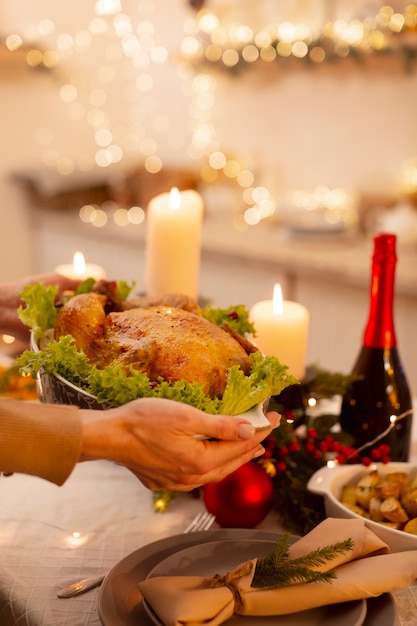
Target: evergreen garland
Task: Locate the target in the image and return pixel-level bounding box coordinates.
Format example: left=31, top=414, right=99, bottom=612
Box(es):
left=262, top=367, right=360, bottom=535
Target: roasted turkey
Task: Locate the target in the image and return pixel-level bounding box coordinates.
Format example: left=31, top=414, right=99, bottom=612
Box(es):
left=54, top=290, right=257, bottom=398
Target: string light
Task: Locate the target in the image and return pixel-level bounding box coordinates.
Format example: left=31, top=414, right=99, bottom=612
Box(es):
left=182, top=4, right=417, bottom=73
left=65, top=530, right=90, bottom=547
left=153, top=489, right=176, bottom=512
left=342, top=409, right=414, bottom=463
left=1, top=3, right=416, bottom=232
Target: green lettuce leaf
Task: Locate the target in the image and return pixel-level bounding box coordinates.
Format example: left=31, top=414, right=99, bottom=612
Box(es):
left=18, top=335, right=92, bottom=389
left=220, top=351, right=298, bottom=415
left=88, top=364, right=222, bottom=412
left=17, top=336, right=297, bottom=414
left=17, top=283, right=60, bottom=342
left=202, top=304, right=256, bottom=337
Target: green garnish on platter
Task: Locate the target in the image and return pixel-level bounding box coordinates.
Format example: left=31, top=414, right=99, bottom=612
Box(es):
left=252, top=533, right=354, bottom=588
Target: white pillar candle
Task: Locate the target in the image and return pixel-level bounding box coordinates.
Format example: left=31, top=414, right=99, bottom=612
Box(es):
left=145, top=187, right=204, bottom=299
left=250, top=284, right=309, bottom=381
left=55, top=251, right=106, bottom=281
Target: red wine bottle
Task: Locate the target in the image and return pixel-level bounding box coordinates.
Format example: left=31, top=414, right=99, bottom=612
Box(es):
left=340, top=233, right=413, bottom=462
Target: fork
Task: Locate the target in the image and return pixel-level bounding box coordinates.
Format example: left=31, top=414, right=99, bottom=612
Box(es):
left=57, top=510, right=216, bottom=598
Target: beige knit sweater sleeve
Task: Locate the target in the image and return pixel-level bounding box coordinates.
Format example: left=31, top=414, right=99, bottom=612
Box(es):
left=0, top=398, right=82, bottom=485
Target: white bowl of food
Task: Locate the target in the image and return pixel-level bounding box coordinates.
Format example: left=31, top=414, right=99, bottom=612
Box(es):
left=307, top=462, right=417, bottom=552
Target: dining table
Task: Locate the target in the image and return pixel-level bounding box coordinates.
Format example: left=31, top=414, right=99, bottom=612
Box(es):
left=2, top=427, right=417, bottom=626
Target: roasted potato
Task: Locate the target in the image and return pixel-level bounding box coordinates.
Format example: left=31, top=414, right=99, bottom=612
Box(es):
left=402, top=488, right=417, bottom=518
left=339, top=468, right=417, bottom=535
left=355, top=470, right=380, bottom=510
left=379, top=496, right=409, bottom=524
left=404, top=518, right=417, bottom=535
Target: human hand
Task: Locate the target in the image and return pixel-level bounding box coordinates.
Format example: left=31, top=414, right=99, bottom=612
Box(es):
left=79, top=397, right=280, bottom=491
left=0, top=271, right=80, bottom=342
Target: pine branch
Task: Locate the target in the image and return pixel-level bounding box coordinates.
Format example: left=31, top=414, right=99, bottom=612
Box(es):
left=252, top=533, right=354, bottom=589
left=289, top=539, right=355, bottom=569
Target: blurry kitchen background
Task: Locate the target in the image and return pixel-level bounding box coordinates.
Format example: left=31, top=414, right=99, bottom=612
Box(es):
left=1, top=0, right=417, bottom=386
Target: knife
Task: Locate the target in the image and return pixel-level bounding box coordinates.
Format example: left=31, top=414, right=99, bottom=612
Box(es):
left=57, top=572, right=107, bottom=598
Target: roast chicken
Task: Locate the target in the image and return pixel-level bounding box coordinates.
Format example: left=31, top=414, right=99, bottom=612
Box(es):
left=54, top=290, right=257, bottom=398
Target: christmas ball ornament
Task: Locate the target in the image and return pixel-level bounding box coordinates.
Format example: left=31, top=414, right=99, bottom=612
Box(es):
left=203, top=462, right=274, bottom=528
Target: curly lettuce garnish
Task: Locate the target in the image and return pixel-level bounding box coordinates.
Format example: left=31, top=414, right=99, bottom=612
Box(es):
left=17, top=283, right=60, bottom=343
left=18, top=335, right=92, bottom=389
left=221, top=352, right=297, bottom=415
left=202, top=304, right=256, bottom=337
left=88, top=364, right=222, bottom=412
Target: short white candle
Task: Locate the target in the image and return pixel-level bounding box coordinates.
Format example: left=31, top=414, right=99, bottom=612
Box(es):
left=250, top=284, right=309, bottom=381
left=55, top=251, right=106, bottom=281
left=145, top=187, right=204, bottom=299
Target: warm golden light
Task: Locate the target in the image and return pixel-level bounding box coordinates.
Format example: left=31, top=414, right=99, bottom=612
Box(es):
left=95, top=0, right=121, bottom=16
left=2, top=334, right=15, bottom=345
left=169, top=187, right=181, bottom=210
left=272, top=284, right=284, bottom=315
left=73, top=251, right=86, bottom=275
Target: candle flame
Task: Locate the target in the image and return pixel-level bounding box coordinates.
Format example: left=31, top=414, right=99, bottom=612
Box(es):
left=169, top=187, right=181, bottom=210
left=272, top=283, right=284, bottom=315
left=73, top=251, right=86, bottom=276
left=2, top=334, right=15, bottom=345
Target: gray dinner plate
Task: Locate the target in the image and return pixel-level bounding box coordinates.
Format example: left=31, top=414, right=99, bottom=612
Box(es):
left=98, top=528, right=398, bottom=626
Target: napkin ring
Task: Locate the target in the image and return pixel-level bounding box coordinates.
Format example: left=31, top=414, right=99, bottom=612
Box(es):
left=209, top=561, right=253, bottom=613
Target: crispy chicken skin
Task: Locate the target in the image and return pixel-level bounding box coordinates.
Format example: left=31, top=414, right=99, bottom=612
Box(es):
left=54, top=292, right=107, bottom=364
left=54, top=291, right=254, bottom=398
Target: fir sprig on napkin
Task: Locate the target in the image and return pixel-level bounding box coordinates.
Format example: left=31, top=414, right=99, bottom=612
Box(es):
left=252, top=533, right=354, bottom=589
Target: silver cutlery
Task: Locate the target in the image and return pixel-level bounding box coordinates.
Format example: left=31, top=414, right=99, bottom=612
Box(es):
left=57, top=510, right=216, bottom=598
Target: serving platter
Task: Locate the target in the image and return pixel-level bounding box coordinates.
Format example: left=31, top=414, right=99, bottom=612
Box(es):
left=98, top=529, right=398, bottom=626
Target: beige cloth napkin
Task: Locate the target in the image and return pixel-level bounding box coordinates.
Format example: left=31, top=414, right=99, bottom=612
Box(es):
left=138, top=518, right=417, bottom=626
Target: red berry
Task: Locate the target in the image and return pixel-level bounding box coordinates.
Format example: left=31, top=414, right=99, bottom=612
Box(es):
left=343, top=447, right=358, bottom=459
left=319, top=441, right=329, bottom=452
left=288, top=440, right=301, bottom=452
left=381, top=456, right=391, bottom=464
left=313, top=450, right=322, bottom=460
left=305, top=441, right=315, bottom=453
left=371, top=448, right=382, bottom=460
left=307, top=428, right=318, bottom=440
left=332, top=441, right=343, bottom=452
left=228, top=311, right=238, bottom=320
left=278, top=446, right=289, bottom=457
left=379, top=444, right=390, bottom=456
left=275, top=461, right=287, bottom=472
left=362, top=457, right=372, bottom=466
left=283, top=410, right=296, bottom=421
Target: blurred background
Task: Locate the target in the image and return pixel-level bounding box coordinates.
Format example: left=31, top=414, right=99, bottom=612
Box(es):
left=1, top=0, right=417, bottom=384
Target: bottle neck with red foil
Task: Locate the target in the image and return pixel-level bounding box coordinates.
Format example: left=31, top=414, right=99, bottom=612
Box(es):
left=363, top=233, right=397, bottom=349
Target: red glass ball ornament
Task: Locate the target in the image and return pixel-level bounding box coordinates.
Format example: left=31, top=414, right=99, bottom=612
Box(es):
left=203, top=462, right=274, bottom=528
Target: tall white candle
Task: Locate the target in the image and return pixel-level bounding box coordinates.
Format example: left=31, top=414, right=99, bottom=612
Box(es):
left=250, top=284, right=309, bottom=381
left=145, top=188, right=204, bottom=299
left=55, top=251, right=106, bottom=281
